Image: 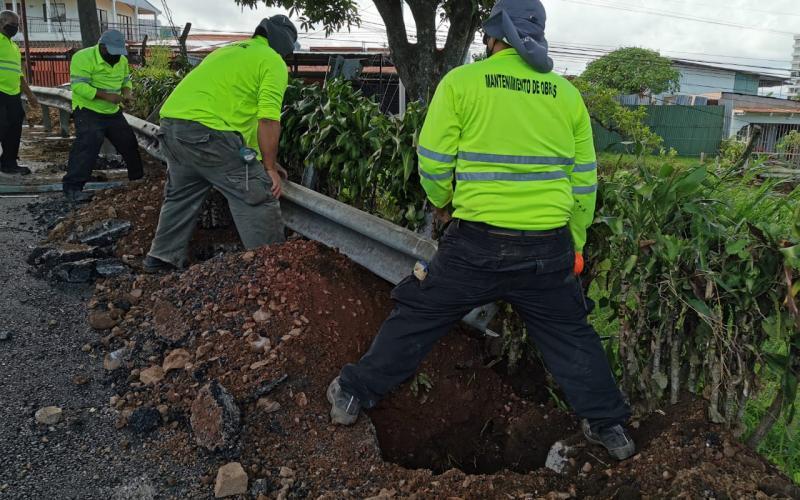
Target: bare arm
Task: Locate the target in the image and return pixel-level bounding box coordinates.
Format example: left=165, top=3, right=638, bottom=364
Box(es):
left=20, top=76, right=38, bottom=108
left=94, top=91, right=123, bottom=104
left=257, top=118, right=282, bottom=199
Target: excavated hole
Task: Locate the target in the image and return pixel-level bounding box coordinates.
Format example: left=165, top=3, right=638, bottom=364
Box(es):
left=368, top=334, right=576, bottom=475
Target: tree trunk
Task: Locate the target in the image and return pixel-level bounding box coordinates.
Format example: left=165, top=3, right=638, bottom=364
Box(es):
left=747, top=389, right=784, bottom=449
left=76, top=0, right=101, bottom=48
left=373, top=0, right=482, bottom=103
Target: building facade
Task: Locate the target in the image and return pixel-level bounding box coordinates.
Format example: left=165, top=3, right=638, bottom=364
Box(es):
left=4, top=0, right=162, bottom=44
left=790, top=35, right=800, bottom=99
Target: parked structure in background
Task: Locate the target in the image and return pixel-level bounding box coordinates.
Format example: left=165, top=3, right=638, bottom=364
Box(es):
left=617, top=59, right=789, bottom=105
left=5, top=0, right=163, bottom=44
left=789, top=34, right=800, bottom=99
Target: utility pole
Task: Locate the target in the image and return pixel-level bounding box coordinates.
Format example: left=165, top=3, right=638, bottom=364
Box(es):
left=19, top=0, right=32, bottom=81
left=76, top=0, right=101, bottom=48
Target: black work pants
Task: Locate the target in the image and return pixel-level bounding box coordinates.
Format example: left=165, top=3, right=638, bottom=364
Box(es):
left=63, top=108, right=143, bottom=192
left=0, top=91, right=24, bottom=171
left=340, top=220, right=631, bottom=430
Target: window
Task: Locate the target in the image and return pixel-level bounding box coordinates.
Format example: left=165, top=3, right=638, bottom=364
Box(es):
left=4, top=3, right=21, bottom=12
left=97, top=9, right=108, bottom=31
left=42, top=3, right=67, bottom=22
left=117, top=14, right=133, bottom=39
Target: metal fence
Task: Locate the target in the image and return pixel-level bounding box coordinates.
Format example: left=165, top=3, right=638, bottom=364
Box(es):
left=23, top=16, right=165, bottom=43
left=24, top=49, right=74, bottom=87
left=594, top=105, right=727, bottom=156
left=736, top=122, right=800, bottom=154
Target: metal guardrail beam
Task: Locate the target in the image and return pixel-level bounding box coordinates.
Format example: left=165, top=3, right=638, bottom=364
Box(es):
left=29, top=86, right=498, bottom=332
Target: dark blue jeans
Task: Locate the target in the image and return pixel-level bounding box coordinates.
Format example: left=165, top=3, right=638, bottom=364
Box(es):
left=63, top=108, right=143, bottom=192
left=0, top=91, right=24, bottom=171
left=340, top=219, right=631, bottom=429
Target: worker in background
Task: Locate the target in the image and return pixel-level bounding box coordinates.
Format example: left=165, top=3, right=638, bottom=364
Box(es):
left=143, top=16, right=297, bottom=273
left=64, top=29, right=143, bottom=203
left=329, top=0, right=636, bottom=461
left=0, top=10, right=38, bottom=176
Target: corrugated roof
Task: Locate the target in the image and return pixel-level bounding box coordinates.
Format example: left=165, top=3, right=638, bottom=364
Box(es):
left=735, top=108, right=800, bottom=114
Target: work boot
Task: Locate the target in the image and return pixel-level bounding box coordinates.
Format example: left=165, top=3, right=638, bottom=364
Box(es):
left=327, top=376, right=361, bottom=425
left=0, top=165, right=31, bottom=175
left=582, top=420, right=636, bottom=461
left=64, top=190, right=94, bottom=203
left=142, top=255, right=176, bottom=274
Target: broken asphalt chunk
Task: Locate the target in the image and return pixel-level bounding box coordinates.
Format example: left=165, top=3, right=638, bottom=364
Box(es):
left=191, top=382, right=241, bottom=452
left=76, top=219, right=132, bottom=247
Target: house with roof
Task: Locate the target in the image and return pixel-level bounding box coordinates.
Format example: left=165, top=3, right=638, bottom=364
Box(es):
left=4, top=0, right=163, bottom=44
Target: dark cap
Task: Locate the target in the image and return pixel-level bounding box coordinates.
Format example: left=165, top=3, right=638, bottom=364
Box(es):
left=98, top=29, right=127, bottom=55
left=257, top=15, right=298, bottom=57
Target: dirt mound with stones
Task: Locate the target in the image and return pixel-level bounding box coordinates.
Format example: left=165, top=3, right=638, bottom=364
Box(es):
left=45, top=165, right=242, bottom=265
left=83, top=239, right=798, bottom=499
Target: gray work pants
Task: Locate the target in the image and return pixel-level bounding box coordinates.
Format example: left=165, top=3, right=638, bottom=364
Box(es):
left=148, top=118, right=284, bottom=268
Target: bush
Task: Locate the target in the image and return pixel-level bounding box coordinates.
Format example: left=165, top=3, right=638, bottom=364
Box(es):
left=129, top=46, right=184, bottom=120
left=587, top=159, right=800, bottom=431
left=280, top=78, right=427, bottom=229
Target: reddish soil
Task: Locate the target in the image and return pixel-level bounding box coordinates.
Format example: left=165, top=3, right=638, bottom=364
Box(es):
left=80, top=236, right=798, bottom=499
left=33, top=163, right=798, bottom=498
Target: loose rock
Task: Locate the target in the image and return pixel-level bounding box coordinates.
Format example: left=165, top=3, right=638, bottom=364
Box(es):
left=88, top=310, right=118, bottom=330
left=162, top=349, right=191, bottom=372
left=256, top=398, right=281, bottom=413
left=139, top=365, right=164, bottom=385
left=128, top=407, right=161, bottom=434
left=191, top=381, right=241, bottom=452
left=214, top=462, right=248, bottom=498
left=35, top=406, right=63, bottom=425
left=0, top=331, right=11, bottom=341
left=153, top=300, right=188, bottom=343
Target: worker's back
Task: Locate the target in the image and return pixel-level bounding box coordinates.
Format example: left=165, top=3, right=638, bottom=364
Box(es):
left=418, top=48, right=596, bottom=235
left=160, top=36, right=288, bottom=153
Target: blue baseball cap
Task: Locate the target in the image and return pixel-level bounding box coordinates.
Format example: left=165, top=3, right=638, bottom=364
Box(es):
left=98, top=29, right=128, bottom=56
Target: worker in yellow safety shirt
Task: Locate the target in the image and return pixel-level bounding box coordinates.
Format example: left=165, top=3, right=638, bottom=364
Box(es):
left=329, top=0, right=636, bottom=462
left=0, top=10, right=39, bottom=176
left=64, top=29, right=143, bottom=203
left=143, top=16, right=297, bottom=273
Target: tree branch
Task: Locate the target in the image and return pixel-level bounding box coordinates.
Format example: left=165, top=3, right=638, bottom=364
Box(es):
left=441, top=0, right=481, bottom=65
left=406, top=0, right=438, bottom=48
left=373, top=0, right=410, bottom=51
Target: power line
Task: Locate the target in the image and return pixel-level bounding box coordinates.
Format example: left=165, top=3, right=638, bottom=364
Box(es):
left=557, top=0, right=796, bottom=36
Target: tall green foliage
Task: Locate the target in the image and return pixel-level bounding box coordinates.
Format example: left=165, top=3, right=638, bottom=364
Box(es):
left=129, top=46, right=185, bottom=120
left=587, top=159, right=800, bottom=429
left=280, top=79, right=427, bottom=228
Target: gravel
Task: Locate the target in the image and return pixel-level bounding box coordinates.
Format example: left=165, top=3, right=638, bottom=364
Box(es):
left=0, top=196, right=213, bottom=499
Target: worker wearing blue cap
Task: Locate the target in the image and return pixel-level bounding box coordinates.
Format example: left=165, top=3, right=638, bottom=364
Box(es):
left=329, top=0, right=636, bottom=462
left=63, top=29, right=143, bottom=203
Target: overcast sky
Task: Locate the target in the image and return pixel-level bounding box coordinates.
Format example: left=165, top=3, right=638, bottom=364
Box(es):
left=164, top=0, right=798, bottom=76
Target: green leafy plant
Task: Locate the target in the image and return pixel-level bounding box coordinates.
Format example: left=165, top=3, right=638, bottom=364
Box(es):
left=129, top=46, right=184, bottom=120
left=280, top=78, right=428, bottom=229
left=410, top=372, right=434, bottom=402
left=586, top=158, right=800, bottom=438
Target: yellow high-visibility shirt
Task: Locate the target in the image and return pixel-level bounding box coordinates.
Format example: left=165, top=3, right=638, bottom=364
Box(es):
left=70, top=45, right=133, bottom=115
left=0, top=33, right=22, bottom=96
left=160, top=35, right=289, bottom=159
left=418, top=48, right=598, bottom=251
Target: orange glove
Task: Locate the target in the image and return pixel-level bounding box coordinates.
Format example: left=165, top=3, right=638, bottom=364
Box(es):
left=574, top=252, right=584, bottom=275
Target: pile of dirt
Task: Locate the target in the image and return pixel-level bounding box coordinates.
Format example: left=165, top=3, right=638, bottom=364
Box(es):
left=83, top=239, right=798, bottom=499
left=45, top=165, right=242, bottom=264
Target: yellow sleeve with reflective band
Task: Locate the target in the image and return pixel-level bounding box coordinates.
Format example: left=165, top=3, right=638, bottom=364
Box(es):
left=417, top=75, right=460, bottom=208
left=122, top=59, right=132, bottom=90
left=69, top=51, right=97, bottom=102
left=257, top=55, right=288, bottom=121
left=569, top=98, right=598, bottom=252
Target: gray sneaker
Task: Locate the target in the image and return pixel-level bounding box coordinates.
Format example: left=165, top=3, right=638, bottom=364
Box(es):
left=582, top=420, right=636, bottom=460
left=327, top=376, right=361, bottom=425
